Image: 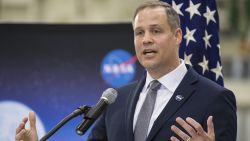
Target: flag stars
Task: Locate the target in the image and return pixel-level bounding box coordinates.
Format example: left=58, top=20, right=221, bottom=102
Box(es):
left=164, top=1, right=222, bottom=85
left=185, top=1, right=201, bottom=20
left=198, top=56, right=209, bottom=74
left=184, top=53, right=193, bottom=66
left=203, top=30, right=212, bottom=49
left=172, top=1, right=184, bottom=16
left=211, top=61, right=223, bottom=80
left=184, top=27, right=197, bottom=46
left=203, top=6, right=216, bottom=25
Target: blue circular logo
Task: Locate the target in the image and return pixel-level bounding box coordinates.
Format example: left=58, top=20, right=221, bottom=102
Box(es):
left=101, top=49, right=136, bottom=88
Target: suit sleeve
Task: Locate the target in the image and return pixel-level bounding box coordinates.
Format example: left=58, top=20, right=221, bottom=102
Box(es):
left=205, top=89, right=237, bottom=141
left=87, top=112, right=108, bottom=141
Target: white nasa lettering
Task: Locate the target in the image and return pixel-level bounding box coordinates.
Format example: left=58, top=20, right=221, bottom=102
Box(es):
left=113, top=64, right=119, bottom=74
left=103, top=64, right=112, bottom=73
left=103, top=64, right=134, bottom=74
left=126, top=65, right=134, bottom=73
left=120, top=64, right=127, bottom=73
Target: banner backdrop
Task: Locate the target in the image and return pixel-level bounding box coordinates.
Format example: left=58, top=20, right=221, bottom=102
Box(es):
left=0, top=24, right=144, bottom=141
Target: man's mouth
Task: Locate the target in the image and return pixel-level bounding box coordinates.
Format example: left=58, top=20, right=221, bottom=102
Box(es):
left=143, top=49, right=157, bottom=55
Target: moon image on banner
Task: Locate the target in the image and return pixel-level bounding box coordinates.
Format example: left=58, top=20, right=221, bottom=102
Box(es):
left=0, top=101, right=46, bottom=140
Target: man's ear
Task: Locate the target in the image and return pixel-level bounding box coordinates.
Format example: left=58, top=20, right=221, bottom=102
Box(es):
left=174, top=28, right=182, bottom=45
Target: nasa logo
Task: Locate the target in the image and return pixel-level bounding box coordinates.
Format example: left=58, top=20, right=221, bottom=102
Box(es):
left=101, top=49, right=136, bottom=87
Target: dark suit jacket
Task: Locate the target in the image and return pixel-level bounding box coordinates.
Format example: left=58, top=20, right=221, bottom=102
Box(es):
left=87, top=66, right=237, bottom=141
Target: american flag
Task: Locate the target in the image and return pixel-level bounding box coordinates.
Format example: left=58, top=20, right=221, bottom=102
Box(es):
left=161, top=0, right=224, bottom=86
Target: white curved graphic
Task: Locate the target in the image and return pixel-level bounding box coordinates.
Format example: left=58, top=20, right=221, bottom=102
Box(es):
left=0, top=101, right=46, bottom=141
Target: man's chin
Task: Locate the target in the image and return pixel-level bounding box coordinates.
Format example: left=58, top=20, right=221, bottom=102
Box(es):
left=142, top=63, right=157, bottom=71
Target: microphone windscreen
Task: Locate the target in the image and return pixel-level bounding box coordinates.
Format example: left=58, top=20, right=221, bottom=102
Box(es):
left=101, top=88, right=117, bottom=104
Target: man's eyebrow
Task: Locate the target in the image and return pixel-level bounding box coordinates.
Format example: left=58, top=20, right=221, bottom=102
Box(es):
left=149, top=24, right=161, bottom=28
left=134, top=24, right=161, bottom=31
left=134, top=27, right=143, bottom=31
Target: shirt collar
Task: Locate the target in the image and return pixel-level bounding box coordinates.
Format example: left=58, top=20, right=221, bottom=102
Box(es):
left=144, top=59, right=187, bottom=93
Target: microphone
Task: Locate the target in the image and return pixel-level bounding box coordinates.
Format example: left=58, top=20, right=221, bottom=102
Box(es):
left=76, top=88, right=118, bottom=135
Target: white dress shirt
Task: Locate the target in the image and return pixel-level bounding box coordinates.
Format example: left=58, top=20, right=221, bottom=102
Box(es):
left=133, top=60, right=187, bottom=135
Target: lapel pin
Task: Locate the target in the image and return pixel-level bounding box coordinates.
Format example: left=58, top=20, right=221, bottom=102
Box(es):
left=175, top=95, right=184, bottom=101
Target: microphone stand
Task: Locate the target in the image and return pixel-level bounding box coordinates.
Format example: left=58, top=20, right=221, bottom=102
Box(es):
left=39, top=105, right=91, bottom=141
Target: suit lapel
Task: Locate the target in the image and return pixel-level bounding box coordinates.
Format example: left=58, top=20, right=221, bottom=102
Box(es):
left=147, top=67, right=199, bottom=141
left=125, top=76, right=146, bottom=141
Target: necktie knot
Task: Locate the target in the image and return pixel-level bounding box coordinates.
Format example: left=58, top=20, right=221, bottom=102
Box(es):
left=150, top=80, right=161, bottom=91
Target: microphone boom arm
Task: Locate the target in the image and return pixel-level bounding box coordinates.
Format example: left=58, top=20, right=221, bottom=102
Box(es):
left=39, top=105, right=91, bottom=141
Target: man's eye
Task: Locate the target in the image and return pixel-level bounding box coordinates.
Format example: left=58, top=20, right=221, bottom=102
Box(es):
left=135, top=31, right=143, bottom=36
left=153, top=29, right=161, bottom=34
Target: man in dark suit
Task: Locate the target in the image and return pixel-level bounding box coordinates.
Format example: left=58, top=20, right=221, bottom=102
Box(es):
left=87, top=1, right=236, bottom=141
left=15, top=1, right=236, bottom=141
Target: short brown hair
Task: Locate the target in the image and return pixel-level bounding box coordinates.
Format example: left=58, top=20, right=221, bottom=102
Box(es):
left=133, top=1, right=180, bottom=31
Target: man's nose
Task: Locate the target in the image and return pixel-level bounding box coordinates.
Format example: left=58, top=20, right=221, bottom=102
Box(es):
left=142, top=32, right=153, bottom=45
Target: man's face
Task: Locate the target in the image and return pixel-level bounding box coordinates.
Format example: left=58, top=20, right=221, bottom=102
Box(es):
left=133, top=7, right=182, bottom=77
